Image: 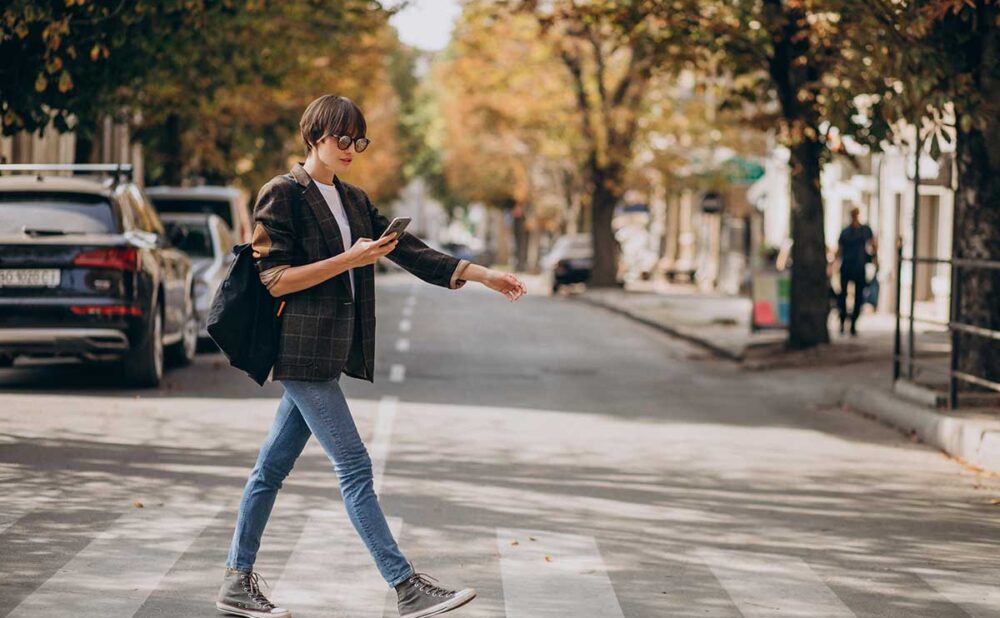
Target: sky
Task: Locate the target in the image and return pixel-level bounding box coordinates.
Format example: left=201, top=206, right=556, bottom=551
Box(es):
left=387, top=0, right=461, bottom=52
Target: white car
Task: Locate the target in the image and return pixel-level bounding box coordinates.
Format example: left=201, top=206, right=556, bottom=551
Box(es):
left=146, top=185, right=252, bottom=243
left=159, top=213, right=235, bottom=340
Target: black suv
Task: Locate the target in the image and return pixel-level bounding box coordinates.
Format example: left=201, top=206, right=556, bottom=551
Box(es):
left=0, top=164, right=198, bottom=386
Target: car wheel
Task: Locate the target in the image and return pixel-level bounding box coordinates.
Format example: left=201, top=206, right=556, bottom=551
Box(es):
left=167, top=294, right=198, bottom=366
left=552, top=281, right=561, bottom=294
left=124, top=306, right=164, bottom=388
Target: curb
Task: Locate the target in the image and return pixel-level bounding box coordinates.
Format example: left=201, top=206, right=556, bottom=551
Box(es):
left=576, top=294, right=744, bottom=361
left=839, top=385, right=1000, bottom=474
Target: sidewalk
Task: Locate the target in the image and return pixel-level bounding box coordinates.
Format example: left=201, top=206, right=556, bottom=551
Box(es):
left=574, top=281, right=1000, bottom=474
left=578, top=280, right=899, bottom=367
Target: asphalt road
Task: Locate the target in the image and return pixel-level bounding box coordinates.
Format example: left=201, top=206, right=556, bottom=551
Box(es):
left=1, top=272, right=998, bottom=618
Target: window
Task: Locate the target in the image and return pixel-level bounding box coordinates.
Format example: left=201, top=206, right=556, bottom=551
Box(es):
left=150, top=197, right=233, bottom=229
left=163, top=219, right=213, bottom=258
left=0, top=192, right=118, bottom=234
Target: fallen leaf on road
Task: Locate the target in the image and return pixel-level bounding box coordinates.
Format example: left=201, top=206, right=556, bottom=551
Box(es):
left=544, top=555, right=552, bottom=562
left=990, top=498, right=1000, bottom=505
left=132, top=500, right=144, bottom=508
left=510, top=540, right=519, bottom=546
left=529, top=536, right=536, bottom=541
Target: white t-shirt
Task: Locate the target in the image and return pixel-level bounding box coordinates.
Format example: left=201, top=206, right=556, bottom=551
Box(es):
left=315, top=180, right=355, bottom=298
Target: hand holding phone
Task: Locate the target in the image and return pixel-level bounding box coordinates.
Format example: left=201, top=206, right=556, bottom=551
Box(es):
left=379, top=216, right=411, bottom=241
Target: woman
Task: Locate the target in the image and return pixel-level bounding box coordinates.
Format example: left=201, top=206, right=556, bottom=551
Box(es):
left=217, top=95, right=527, bottom=618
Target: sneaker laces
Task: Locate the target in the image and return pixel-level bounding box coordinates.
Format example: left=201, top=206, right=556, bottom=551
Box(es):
left=408, top=571, right=455, bottom=598
left=241, top=571, right=277, bottom=609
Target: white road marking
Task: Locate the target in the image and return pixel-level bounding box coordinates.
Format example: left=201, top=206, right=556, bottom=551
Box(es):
left=371, top=396, right=398, bottom=494
left=396, top=338, right=410, bottom=352
left=271, top=509, right=403, bottom=617
left=405, top=295, right=416, bottom=306
left=697, top=548, right=855, bottom=618
left=399, top=319, right=411, bottom=332
left=918, top=569, right=1000, bottom=618
left=7, top=501, right=221, bottom=618
left=497, top=528, right=624, bottom=618
left=402, top=305, right=414, bottom=317
left=389, top=364, right=406, bottom=383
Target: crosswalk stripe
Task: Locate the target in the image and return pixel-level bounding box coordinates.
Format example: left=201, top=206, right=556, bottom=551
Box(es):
left=918, top=569, right=1000, bottom=618
left=697, top=548, right=855, bottom=617
left=270, top=509, right=402, bottom=617
left=497, top=528, right=624, bottom=618
left=6, top=501, right=221, bottom=618
left=371, top=395, right=398, bottom=494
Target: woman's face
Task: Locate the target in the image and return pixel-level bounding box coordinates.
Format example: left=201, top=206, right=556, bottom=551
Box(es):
left=313, top=134, right=361, bottom=176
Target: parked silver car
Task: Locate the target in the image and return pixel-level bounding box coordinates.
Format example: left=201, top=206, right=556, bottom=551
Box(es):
left=159, top=213, right=235, bottom=340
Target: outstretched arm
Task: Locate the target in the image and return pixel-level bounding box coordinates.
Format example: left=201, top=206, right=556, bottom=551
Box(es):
left=362, top=188, right=526, bottom=300
left=455, top=263, right=527, bottom=301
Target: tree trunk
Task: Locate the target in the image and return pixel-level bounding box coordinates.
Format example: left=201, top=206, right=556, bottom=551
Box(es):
left=73, top=116, right=100, bottom=164
left=161, top=113, right=184, bottom=185
left=589, top=167, right=621, bottom=287
left=953, top=10, right=1000, bottom=384
left=511, top=204, right=528, bottom=271
left=787, top=138, right=830, bottom=348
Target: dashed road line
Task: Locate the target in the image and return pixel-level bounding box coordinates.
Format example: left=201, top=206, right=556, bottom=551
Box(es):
left=389, top=364, right=406, bottom=383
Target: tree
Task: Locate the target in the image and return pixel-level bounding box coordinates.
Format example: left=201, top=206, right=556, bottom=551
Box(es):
left=434, top=4, right=583, bottom=268
left=0, top=1, right=253, bottom=139
left=2, top=1, right=409, bottom=199
left=688, top=0, right=895, bottom=348
left=504, top=0, right=699, bottom=285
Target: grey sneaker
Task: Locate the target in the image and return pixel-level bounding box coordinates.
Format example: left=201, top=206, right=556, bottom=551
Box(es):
left=216, top=568, right=291, bottom=618
left=395, top=569, right=476, bottom=618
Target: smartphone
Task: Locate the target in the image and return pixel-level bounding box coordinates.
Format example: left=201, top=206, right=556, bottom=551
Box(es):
left=379, top=216, right=411, bottom=241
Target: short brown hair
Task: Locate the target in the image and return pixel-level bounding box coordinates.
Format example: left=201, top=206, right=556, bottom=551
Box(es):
left=299, top=95, right=367, bottom=152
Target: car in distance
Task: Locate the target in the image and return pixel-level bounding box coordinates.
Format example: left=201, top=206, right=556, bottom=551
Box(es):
left=0, top=164, right=198, bottom=386
left=160, top=213, right=235, bottom=341
left=146, top=185, right=252, bottom=243
left=540, top=233, right=593, bottom=293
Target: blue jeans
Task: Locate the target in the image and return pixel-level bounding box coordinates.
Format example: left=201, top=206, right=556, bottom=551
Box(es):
left=225, top=375, right=413, bottom=587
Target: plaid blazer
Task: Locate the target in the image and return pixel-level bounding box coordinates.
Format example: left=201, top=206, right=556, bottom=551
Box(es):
left=251, top=163, right=469, bottom=382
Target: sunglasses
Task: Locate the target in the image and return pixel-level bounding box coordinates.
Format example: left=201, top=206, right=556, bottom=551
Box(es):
left=324, top=134, right=370, bottom=153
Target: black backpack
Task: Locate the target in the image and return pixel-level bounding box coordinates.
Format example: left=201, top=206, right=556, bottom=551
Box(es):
left=207, top=243, right=282, bottom=386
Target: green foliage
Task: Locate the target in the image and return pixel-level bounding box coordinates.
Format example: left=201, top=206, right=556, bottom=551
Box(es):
left=1, top=1, right=408, bottom=195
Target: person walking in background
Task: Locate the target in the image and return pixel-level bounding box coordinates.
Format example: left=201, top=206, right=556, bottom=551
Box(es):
left=216, top=95, right=527, bottom=618
left=834, top=206, right=877, bottom=336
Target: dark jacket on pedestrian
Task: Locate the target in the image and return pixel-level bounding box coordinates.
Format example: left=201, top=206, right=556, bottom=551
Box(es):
left=251, top=163, right=469, bottom=382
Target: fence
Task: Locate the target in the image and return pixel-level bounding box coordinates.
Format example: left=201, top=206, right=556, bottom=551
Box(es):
left=893, top=241, right=1000, bottom=408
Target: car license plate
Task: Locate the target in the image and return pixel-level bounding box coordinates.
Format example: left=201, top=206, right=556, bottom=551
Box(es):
left=0, top=269, right=61, bottom=288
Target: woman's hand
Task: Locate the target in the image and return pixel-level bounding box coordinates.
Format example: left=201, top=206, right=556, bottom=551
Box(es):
left=481, top=268, right=527, bottom=301
left=345, top=233, right=398, bottom=268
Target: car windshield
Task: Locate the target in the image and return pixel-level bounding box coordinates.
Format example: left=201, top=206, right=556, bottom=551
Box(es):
left=151, top=197, right=232, bottom=228
left=0, top=192, right=117, bottom=234
left=164, top=220, right=214, bottom=257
